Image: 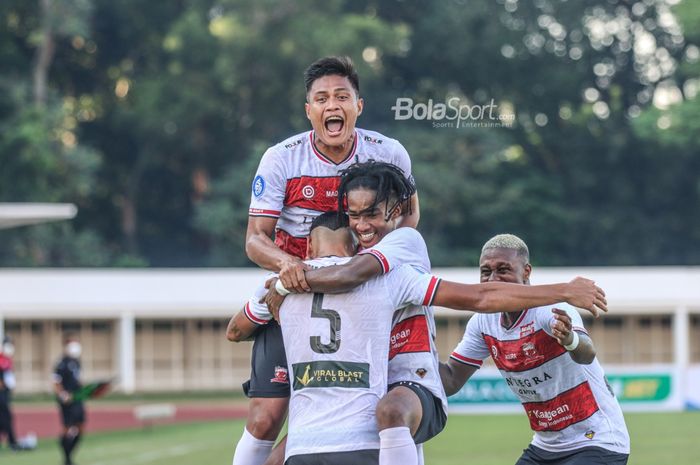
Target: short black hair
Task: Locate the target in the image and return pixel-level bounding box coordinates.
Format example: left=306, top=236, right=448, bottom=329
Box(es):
left=310, top=210, right=349, bottom=232
left=304, top=56, right=360, bottom=96
left=337, top=160, right=416, bottom=220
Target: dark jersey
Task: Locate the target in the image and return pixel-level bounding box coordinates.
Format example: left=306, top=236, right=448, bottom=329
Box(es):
left=54, top=356, right=82, bottom=393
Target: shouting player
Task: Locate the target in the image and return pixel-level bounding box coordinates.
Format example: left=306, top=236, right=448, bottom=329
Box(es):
left=235, top=56, right=419, bottom=465
left=440, top=234, right=629, bottom=465
left=267, top=162, right=608, bottom=465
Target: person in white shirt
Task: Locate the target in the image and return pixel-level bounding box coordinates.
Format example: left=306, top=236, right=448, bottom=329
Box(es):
left=266, top=161, right=608, bottom=465
left=440, top=234, right=630, bottom=465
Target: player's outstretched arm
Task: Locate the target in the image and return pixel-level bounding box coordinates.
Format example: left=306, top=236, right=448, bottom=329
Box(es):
left=226, top=310, right=259, bottom=342
left=246, top=216, right=310, bottom=292
left=432, top=277, right=607, bottom=317
left=439, top=360, right=478, bottom=397
left=303, top=254, right=384, bottom=293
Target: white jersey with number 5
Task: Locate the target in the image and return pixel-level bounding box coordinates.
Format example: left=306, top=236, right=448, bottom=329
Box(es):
left=269, top=256, right=441, bottom=460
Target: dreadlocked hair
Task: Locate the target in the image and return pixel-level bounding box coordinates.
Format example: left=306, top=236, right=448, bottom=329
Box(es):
left=337, top=160, right=416, bottom=221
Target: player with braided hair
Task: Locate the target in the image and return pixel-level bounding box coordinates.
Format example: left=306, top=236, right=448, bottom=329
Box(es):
left=266, top=160, right=607, bottom=465
left=336, top=159, right=416, bottom=224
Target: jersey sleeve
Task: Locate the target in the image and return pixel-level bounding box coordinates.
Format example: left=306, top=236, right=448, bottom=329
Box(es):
left=450, top=316, right=489, bottom=369
left=242, top=277, right=275, bottom=325
left=537, top=303, right=588, bottom=338
left=248, top=146, right=287, bottom=218
left=390, top=139, right=413, bottom=181
left=384, top=264, right=441, bottom=309
left=358, top=228, right=428, bottom=274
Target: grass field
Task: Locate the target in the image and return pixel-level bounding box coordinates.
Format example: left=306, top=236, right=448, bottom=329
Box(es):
left=1, top=412, right=698, bottom=465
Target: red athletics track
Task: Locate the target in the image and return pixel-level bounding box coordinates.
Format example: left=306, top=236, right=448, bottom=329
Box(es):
left=13, top=402, right=248, bottom=439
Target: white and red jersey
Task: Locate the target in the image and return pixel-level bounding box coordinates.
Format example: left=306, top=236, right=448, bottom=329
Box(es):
left=251, top=256, right=441, bottom=460
left=249, top=129, right=413, bottom=258
left=358, top=227, right=448, bottom=414
left=451, top=304, right=630, bottom=454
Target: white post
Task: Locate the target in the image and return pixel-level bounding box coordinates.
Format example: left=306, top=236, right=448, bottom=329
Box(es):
left=119, top=312, right=135, bottom=394
left=673, top=306, right=689, bottom=410
left=0, top=315, right=4, bottom=343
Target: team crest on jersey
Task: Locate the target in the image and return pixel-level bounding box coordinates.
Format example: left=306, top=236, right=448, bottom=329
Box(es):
left=302, top=185, right=315, bottom=199
left=270, top=366, right=289, bottom=384
left=520, top=322, right=535, bottom=338
left=584, top=430, right=595, bottom=440
left=415, top=368, right=427, bottom=378
left=253, top=175, right=266, bottom=198
left=521, top=342, right=544, bottom=364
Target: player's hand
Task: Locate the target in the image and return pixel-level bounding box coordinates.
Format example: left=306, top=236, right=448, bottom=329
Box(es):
left=565, top=277, right=607, bottom=317
left=279, top=257, right=311, bottom=293
left=263, top=278, right=287, bottom=322
left=59, top=391, right=73, bottom=405
left=550, top=308, right=574, bottom=346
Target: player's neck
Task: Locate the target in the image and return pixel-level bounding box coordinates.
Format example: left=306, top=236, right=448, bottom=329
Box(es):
left=313, top=133, right=355, bottom=163
left=501, top=310, right=524, bottom=329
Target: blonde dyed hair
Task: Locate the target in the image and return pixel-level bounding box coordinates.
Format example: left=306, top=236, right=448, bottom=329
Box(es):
left=481, top=233, right=530, bottom=262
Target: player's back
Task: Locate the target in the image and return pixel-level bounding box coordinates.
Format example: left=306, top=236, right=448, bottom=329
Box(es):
left=279, top=256, right=439, bottom=460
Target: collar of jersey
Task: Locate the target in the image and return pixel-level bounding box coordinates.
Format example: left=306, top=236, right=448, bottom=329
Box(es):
left=500, top=309, right=529, bottom=331
left=309, top=130, right=358, bottom=165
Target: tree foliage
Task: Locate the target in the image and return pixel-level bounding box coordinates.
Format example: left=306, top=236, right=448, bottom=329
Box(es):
left=1, top=0, right=698, bottom=266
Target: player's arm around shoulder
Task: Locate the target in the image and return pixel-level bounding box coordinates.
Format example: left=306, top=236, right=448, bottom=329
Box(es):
left=304, top=253, right=383, bottom=293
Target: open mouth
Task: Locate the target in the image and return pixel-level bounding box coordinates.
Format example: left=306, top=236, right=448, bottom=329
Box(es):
left=324, top=115, right=344, bottom=135
left=358, top=232, right=376, bottom=244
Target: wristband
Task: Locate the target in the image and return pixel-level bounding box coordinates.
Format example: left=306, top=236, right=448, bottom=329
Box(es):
left=275, top=279, right=291, bottom=296
left=563, top=330, right=580, bottom=351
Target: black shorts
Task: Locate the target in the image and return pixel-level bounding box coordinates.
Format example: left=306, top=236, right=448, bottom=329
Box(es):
left=59, top=401, right=85, bottom=427
left=243, top=321, right=290, bottom=398
left=285, top=449, right=378, bottom=465
left=515, top=444, right=629, bottom=465
left=388, top=381, right=447, bottom=444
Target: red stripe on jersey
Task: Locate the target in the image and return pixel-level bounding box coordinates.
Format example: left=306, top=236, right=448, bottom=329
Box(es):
left=244, top=302, right=269, bottom=325
left=359, top=249, right=390, bottom=273
left=482, top=329, right=566, bottom=373
left=249, top=208, right=281, bottom=217
left=309, top=131, right=358, bottom=165
left=274, top=229, right=308, bottom=260
left=389, top=315, right=431, bottom=360
left=522, top=381, right=600, bottom=432
left=285, top=176, right=342, bottom=212
left=450, top=352, right=483, bottom=368
left=422, top=276, right=440, bottom=306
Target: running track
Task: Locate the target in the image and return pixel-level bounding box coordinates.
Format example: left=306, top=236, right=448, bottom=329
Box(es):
left=13, top=402, right=248, bottom=438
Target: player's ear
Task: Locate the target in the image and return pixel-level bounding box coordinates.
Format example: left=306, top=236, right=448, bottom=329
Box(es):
left=523, top=263, right=532, bottom=284
left=356, top=97, right=364, bottom=116
left=305, top=101, right=311, bottom=120
left=305, top=236, right=313, bottom=260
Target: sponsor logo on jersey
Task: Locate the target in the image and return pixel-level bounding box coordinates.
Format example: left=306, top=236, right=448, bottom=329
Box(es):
left=505, top=372, right=552, bottom=397
left=302, top=185, right=315, bottom=199
left=363, top=135, right=383, bottom=144
left=292, top=361, right=369, bottom=390
left=389, top=316, right=431, bottom=360
left=585, top=430, right=596, bottom=440
left=252, top=175, right=265, bottom=198
left=284, top=139, right=303, bottom=149
left=415, top=368, right=427, bottom=378
left=270, top=366, right=289, bottom=384
left=491, top=345, right=499, bottom=359
left=523, top=381, right=599, bottom=432
left=520, top=322, right=535, bottom=337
